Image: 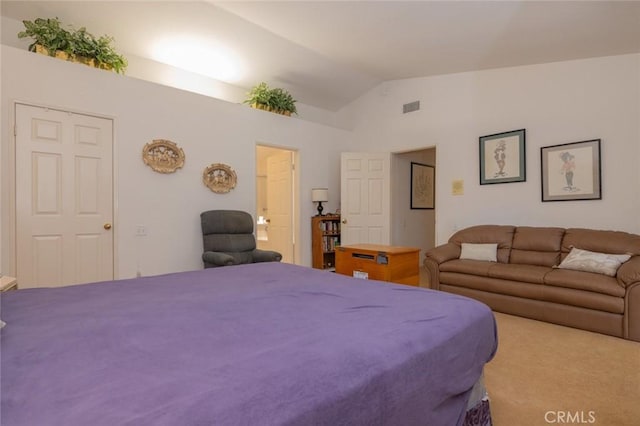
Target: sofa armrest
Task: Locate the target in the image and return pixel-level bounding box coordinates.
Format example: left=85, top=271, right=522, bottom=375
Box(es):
left=423, top=258, right=441, bottom=290
left=425, top=243, right=461, bottom=264
left=423, top=243, right=460, bottom=290
left=625, top=282, right=640, bottom=342
left=617, top=255, right=640, bottom=288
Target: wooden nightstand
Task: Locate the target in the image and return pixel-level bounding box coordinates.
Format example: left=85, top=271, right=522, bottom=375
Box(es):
left=0, top=276, right=18, bottom=292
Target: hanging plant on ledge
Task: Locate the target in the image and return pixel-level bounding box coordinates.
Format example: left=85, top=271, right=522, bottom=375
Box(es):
left=17, top=17, right=128, bottom=74
left=244, top=82, right=297, bottom=116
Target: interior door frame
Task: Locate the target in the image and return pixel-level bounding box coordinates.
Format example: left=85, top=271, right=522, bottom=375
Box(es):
left=2, top=100, right=118, bottom=279
left=255, top=143, right=300, bottom=265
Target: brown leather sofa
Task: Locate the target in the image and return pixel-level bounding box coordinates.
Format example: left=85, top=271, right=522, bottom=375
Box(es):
left=424, top=225, right=640, bottom=341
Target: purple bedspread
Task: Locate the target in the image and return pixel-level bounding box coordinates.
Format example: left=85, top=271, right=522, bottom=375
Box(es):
left=1, top=263, right=497, bottom=426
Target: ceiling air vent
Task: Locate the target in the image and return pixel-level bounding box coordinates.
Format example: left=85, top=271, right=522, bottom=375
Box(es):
left=402, top=101, right=420, bottom=114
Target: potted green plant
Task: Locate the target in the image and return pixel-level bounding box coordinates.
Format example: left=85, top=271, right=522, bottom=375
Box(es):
left=268, top=87, right=298, bottom=116
left=244, top=82, right=297, bottom=116
left=17, top=17, right=70, bottom=56
left=245, top=82, right=272, bottom=111
left=18, top=17, right=127, bottom=74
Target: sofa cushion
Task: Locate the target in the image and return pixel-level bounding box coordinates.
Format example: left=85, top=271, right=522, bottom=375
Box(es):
left=487, top=263, right=550, bottom=284
left=561, top=228, right=640, bottom=259
left=541, top=285, right=624, bottom=314
left=449, top=225, right=515, bottom=263
left=510, top=226, right=564, bottom=267
left=460, top=243, right=497, bottom=262
left=440, top=259, right=493, bottom=276
left=440, top=271, right=624, bottom=314
left=544, top=269, right=625, bottom=297
left=557, top=247, right=631, bottom=277
left=510, top=250, right=560, bottom=268
left=439, top=272, right=544, bottom=301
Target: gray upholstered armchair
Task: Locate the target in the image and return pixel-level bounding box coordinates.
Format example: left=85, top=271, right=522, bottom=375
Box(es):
left=201, top=210, right=282, bottom=268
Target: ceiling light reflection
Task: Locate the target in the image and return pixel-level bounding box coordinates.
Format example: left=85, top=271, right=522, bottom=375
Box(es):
left=151, top=37, right=244, bottom=83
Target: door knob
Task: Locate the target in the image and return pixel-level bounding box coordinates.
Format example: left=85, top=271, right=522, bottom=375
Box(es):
left=266, top=219, right=271, bottom=223
left=342, top=219, right=347, bottom=224
left=104, top=223, right=112, bottom=230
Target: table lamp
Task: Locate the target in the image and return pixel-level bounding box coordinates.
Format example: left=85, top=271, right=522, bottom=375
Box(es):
left=311, top=188, right=328, bottom=216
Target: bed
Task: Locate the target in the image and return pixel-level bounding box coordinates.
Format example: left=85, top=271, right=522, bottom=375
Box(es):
left=1, top=262, right=497, bottom=426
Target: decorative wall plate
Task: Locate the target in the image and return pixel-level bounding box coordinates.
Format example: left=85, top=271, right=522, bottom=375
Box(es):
left=142, top=139, right=185, bottom=173
left=203, top=163, right=237, bottom=194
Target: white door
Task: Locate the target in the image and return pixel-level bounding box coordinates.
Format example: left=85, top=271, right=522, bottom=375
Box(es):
left=15, top=103, right=114, bottom=288
left=340, top=152, right=391, bottom=245
left=266, top=150, right=294, bottom=263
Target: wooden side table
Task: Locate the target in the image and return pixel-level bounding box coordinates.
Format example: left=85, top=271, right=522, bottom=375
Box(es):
left=0, top=276, right=18, bottom=292
left=335, top=244, right=420, bottom=286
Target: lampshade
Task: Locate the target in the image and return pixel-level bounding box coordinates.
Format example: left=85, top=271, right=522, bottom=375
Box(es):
left=311, top=188, right=328, bottom=202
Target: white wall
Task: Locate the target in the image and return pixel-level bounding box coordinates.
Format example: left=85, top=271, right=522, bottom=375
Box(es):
left=3, top=45, right=639, bottom=280
left=1, top=45, right=348, bottom=278
left=342, top=54, right=640, bottom=244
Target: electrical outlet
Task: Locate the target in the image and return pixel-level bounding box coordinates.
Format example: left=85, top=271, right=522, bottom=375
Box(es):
left=136, top=225, right=147, bottom=236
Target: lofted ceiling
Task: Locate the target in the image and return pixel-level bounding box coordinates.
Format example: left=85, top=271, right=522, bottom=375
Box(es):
left=2, top=1, right=640, bottom=111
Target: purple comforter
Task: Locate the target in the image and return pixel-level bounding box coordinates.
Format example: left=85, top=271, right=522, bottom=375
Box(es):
left=1, top=263, right=497, bottom=426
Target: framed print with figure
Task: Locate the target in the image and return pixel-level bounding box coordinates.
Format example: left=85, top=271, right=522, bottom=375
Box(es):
left=479, top=129, right=526, bottom=185
left=410, top=162, right=434, bottom=209
left=541, top=139, right=601, bottom=202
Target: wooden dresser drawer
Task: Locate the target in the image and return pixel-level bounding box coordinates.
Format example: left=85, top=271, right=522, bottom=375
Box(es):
left=335, top=244, right=419, bottom=286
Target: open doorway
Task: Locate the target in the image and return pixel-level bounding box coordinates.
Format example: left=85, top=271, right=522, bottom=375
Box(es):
left=391, top=146, right=436, bottom=287
left=255, top=145, right=297, bottom=264
left=391, top=147, right=437, bottom=257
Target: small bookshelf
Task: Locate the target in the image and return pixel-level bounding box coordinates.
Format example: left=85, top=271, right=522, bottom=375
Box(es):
left=311, top=215, right=341, bottom=270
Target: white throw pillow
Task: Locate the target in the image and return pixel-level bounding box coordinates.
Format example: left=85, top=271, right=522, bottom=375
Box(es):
left=557, top=247, right=631, bottom=277
left=460, top=243, right=498, bottom=262
left=0, top=320, right=5, bottom=329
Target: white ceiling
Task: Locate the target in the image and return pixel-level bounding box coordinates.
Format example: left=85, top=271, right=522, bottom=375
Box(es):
left=2, top=1, right=640, bottom=111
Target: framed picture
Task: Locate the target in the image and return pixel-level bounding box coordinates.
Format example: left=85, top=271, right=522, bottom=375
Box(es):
left=541, top=139, right=601, bottom=202
left=411, top=162, right=435, bottom=209
left=479, top=129, right=526, bottom=184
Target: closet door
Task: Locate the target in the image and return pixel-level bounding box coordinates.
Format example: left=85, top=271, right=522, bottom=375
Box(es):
left=15, top=103, right=114, bottom=288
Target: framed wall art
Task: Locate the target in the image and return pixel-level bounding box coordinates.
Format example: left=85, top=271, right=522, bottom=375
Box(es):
left=203, top=163, right=237, bottom=194
left=479, top=129, right=526, bottom=185
left=541, top=139, right=601, bottom=202
left=410, top=162, right=435, bottom=209
left=142, top=139, right=185, bottom=173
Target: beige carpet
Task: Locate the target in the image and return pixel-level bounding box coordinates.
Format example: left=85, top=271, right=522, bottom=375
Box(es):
left=485, top=312, right=640, bottom=426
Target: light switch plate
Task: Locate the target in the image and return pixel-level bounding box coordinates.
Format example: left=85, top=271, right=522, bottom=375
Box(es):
left=452, top=180, right=464, bottom=195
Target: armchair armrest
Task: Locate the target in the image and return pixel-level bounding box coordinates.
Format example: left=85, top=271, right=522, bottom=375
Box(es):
left=252, top=249, right=283, bottom=263
left=203, top=251, right=237, bottom=268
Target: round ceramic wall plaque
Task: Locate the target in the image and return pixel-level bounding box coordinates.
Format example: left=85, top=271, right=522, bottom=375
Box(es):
left=142, top=139, right=185, bottom=173
left=203, top=163, right=237, bottom=194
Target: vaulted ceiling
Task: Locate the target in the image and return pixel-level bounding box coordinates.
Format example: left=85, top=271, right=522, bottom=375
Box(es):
left=3, top=1, right=640, bottom=111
